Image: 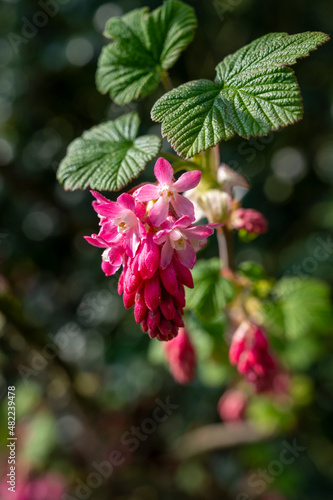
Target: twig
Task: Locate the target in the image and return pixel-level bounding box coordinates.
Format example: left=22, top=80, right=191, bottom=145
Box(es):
left=169, top=421, right=276, bottom=460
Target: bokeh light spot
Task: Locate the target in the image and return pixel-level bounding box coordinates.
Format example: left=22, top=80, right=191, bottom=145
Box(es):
left=93, top=3, right=123, bottom=33
left=271, top=147, right=307, bottom=182
left=66, top=37, right=94, bottom=67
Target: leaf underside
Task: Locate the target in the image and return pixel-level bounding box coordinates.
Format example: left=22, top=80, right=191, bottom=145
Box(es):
left=57, top=113, right=161, bottom=191
left=96, top=0, right=197, bottom=105
left=151, top=31, right=329, bottom=158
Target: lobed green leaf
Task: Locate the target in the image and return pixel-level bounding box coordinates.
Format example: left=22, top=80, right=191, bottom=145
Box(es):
left=151, top=31, right=329, bottom=158
left=186, top=258, right=235, bottom=321
left=96, top=0, right=197, bottom=105
left=57, top=113, right=161, bottom=191
left=266, top=277, right=333, bottom=339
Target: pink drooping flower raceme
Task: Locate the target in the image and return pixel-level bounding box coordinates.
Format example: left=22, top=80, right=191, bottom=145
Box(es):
left=229, top=322, right=280, bottom=392
left=217, top=388, right=248, bottom=422
left=86, top=158, right=217, bottom=341
left=163, top=327, right=197, bottom=383
left=231, top=208, right=267, bottom=235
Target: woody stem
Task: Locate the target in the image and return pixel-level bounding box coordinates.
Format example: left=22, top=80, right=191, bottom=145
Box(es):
left=217, top=226, right=234, bottom=270
left=217, top=226, right=229, bottom=268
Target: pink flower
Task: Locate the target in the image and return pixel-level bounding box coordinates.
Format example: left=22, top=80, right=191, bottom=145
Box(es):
left=231, top=208, right=267, bottom=235
left=163, top=327, right=196, bottom=383
left=133, top=158, right=201, bottom=226
left=90, top=191, right=146, bottom=258
left=84, top=233, right=125, bottom=276
left=25, top=474, right=66, bottom=500
left=229, top=322, right=279, bottom=393
left=218, top=389, right=247, bottom=422
left=154, top=215, right=215, bottom=269
left=0, top=473, right=67, bottom=500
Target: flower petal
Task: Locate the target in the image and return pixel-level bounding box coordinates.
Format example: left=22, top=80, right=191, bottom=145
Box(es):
left=99, top=223, right=119, bottom=242
left=160, top=239, right=174, bottom=269
left=91, top=190, right=111, bottom=204
left=84, top=235, right=107, bottom=248
left=173, top=215, right=192, bottom=229
left=92, top=201, right=122, bottom=218
left=154, top=158, right=173, bottom=185
left=153, top=228, right=170, bottom=245
left=149, top=197, right=169, bottom=227
left=125, top=227, right=140, bottom=258
left=173, top=170, right=201, bottom=192
left=176, top=243, right=196, bottom=269
left=117, top=192, right=135, bottom=211
left=171, top=193, right=195, bottom=221
left=181, top=225, right=214, bottom=241
left=107, top=246, right=124, bottom=265
left=101, top=260, right=120, bottom=276
left=133, top=184, right=159, bottom=202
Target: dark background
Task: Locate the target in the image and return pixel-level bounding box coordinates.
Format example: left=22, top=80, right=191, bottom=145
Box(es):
left=0, top=0, right=333, bottom=498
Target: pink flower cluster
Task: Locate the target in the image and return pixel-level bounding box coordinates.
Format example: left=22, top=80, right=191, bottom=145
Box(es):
left=217, top=388, right=248, bottom=422
left=163, top=327, right=196, bottom=383
left=86, top=158, right=217, bottom=341
left=0, top=474, right=66, bottom=500
left=231, top=208, right=267, bottom=235
left=229, top=322, right=279, bottom=392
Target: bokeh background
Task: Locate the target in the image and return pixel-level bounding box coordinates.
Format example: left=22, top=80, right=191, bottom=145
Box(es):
left=0, top=0, right=333, bottom=498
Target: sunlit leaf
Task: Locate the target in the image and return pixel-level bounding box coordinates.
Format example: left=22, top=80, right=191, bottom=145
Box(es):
left=57, top=113, right=161, bottom=191
left=96, top=0, right=197, bottom=105
left=151, top=31, right=329, bottom=158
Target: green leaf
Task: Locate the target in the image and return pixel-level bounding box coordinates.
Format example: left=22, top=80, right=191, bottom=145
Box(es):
left=21, top=410, right=56, bottom=467
left=270, top=277, right=333, bottom=339
left=96, top=0, right=197, bottom=105
left=238, top=261, right=266, bottom=280
left=151, top=31, right=329, bottom=158
left=57, top=113, right=161, bottom=191
left=186, top=258, right=235, bottom=321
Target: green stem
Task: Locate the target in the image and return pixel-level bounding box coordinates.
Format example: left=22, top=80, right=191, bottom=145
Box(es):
left=217, top=227, right=234, bottom=270
left=217, top=227, right=229, bottom=268
left=161, top=70, right=174, bottom=92
left=159, top=152, right=199, bottom=171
